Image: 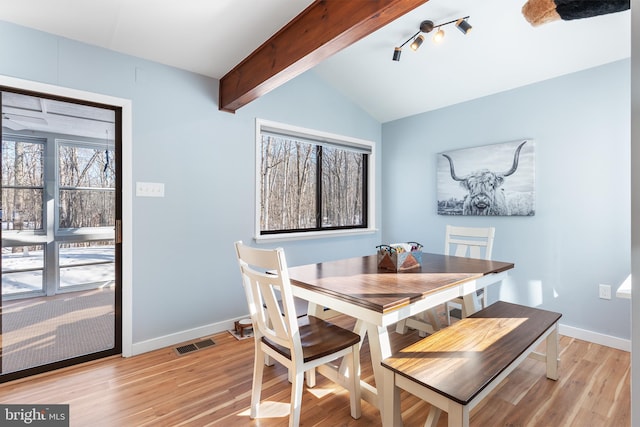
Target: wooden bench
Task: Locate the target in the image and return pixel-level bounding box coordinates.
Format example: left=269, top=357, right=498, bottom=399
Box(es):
left=381, top=301, right=562, bottom=427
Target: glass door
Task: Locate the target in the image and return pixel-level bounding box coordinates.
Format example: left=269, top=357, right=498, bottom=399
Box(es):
left=1, top=89, right=121, bottom=381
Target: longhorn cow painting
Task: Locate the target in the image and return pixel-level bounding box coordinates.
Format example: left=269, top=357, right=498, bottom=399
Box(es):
left=437, top=140, right=535, bottom=216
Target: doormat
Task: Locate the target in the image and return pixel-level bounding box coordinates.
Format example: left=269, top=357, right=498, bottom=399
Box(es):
left=228, top=328, right=253, bottom=340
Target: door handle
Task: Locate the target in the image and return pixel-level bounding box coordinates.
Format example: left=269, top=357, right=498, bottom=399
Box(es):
left=115, top=220, right=122, bottom=244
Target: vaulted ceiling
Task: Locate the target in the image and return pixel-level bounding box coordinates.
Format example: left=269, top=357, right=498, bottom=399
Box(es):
left=0, top=0, right=631, bottom=123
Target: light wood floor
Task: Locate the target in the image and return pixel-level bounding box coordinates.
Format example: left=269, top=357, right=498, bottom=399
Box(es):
left=0, top=314, right=630, bottom=426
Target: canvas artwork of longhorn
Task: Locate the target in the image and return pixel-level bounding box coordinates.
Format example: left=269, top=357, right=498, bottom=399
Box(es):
left=437, top=140, right=535, bottom=216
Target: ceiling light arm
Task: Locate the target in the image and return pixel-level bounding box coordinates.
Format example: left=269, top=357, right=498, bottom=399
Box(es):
left=392, top=16, right=471, bottom=61
left=398, top=15, right=469, bottom=46
left=397, top=30, right=422, bottom=49
left=434, top=15, right=470, bottom=29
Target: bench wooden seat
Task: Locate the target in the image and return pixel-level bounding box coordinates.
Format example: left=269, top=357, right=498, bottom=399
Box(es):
left=381, top=301, right=562, bottom=427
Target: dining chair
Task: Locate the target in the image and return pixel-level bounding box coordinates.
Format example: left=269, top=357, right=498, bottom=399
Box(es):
left=443, top=225, right=495, bottom=324
left=395, top=225, right=496, bottom=335
left=234, top=241, right=362, bottom=427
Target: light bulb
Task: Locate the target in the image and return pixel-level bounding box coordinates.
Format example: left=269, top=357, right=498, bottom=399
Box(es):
left=410, top=35, right=424, bottom=51
left=433, top=28, right=445, bottom=43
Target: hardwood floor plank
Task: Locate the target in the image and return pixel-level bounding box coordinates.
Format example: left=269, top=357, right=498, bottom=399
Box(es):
left=0, top=317, right=630, bottom=426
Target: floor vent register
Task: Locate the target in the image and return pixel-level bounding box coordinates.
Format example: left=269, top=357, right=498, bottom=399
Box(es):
left=174, top=338, right=216, bottom=356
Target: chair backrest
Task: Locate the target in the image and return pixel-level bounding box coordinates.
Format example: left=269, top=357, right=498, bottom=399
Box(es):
left=444, top=225, right=495, bottom=260
left=234, top=241, right=301, bottom=355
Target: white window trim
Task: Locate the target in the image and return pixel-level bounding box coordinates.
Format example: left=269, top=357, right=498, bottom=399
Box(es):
left=254, top=118, right=376, bottom=242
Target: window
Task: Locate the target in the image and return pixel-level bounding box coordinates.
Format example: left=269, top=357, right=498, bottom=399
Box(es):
left=57, top=140, right=115, bottom=229
left=59, top=240, right=115, bottom=289
left=256, top=119, right=374, bottom=239
left=2, top=134, right=116, bottom=298
left=2, top=244, right=44, bottom=295
left=1, top=90, right=116, bottom=299
left=1, top=136, right=44, bottom=231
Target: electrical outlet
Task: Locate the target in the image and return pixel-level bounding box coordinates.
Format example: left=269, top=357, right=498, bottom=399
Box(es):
left=599, top=284, right=611, bottom=300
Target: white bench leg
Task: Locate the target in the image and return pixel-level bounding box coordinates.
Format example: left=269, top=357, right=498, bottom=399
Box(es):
left=382, top=369, right=402, bottom=427
left=546, top=325, right=559, bottom=380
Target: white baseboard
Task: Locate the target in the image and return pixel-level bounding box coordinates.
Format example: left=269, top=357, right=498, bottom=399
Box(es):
left=130, top=316, right=246, bottom=356
left=559, top=323, right=631, bottom=352
left=130, top=318, right=631, bottom=356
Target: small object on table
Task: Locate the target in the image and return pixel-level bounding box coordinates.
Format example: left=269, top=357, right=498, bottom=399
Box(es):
left=234, top=318, right=253, bottom=337
left=376, top=242, right=422, bottom=272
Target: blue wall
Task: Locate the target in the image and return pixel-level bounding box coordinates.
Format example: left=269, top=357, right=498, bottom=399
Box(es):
left=0, top=19, right=631, bottom=349
left=0, top=20, right=381, bottom=348
left=382, top=59, right=631, bottom=340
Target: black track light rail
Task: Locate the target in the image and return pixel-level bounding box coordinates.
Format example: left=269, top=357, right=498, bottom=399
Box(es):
left=396, top=15, right=470, bottom=49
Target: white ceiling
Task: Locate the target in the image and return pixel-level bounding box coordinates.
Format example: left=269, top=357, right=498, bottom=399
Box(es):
left=2, top=91, right=116, bottom=139
left=0, top=0, right=631, bottom=123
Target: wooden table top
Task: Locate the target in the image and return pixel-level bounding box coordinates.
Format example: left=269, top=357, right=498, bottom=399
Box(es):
left=288, top=253, right=514, bottom=314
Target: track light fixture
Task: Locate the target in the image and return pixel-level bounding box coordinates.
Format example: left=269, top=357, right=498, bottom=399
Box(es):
left=392, top=16, right=471, bottom=61
left=456, top=18, right=473, bottom=34
left=410, top=34, right=424, bottom=51
left=392, top=47, right=402, bottom=61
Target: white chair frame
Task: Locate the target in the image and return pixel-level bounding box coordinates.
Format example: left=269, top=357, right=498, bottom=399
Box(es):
left=395, top=225, right=496, bottom=335
left=234, top=241, right=361, bottom=427
left=444, top=225, right=496, bottom=324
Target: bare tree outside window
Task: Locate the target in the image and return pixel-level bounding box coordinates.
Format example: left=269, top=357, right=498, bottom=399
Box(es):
left=321, top=147, right=364, bottom=227
left=261, top=136, right=317, bottom=231
left=58, top=143, right=115, bottom=229
left=258, top=122, right=370, bottom=236
left=1, top=137, right=44, bottom=231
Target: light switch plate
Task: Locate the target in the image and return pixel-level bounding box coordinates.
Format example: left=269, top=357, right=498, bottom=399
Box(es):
left=136, top=182, right=165, bottom=197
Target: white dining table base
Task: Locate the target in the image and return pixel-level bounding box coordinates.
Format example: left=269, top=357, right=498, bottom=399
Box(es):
left=306, top=303, right=391, bottom=411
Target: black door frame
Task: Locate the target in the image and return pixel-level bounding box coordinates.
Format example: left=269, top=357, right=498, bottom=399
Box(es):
left=0, top=85, right=123, bottom=382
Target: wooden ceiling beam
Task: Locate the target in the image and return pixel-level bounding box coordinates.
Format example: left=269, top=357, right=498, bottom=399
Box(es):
left=218, top=0, right=429, bottom=113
